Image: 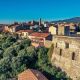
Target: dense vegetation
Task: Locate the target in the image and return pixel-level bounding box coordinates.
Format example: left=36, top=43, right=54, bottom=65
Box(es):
left=0, top=32, right=71, bottom=80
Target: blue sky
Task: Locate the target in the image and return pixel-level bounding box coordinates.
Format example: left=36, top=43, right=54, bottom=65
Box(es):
left=0, top=0, right=80, bottom=23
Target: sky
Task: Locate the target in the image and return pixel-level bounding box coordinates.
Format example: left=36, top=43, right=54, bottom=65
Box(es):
left=0, top=0, right=80, bottom=23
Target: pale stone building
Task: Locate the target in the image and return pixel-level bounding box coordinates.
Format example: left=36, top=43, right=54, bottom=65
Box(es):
left=69, top=23, right=76, bottom=34
left=51, top=36, right=80, bottom=80
left=28, top=32, right=51, bottom=47
left=16, top=30, right=33, bottom=38
left=49, top=26, right=57, bottom=35
left=58, top=24, right=70, bottom=36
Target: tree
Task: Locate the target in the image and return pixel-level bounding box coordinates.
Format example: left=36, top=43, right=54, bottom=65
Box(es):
left=26, top=46, right=36, bottom=58
left=3, top=47, right=17, bottom=58
left=2, top=42, right=13, bottom=50
left=0, top=49, right=3, bottom=59
left=56, top=71, right=68, bottom=80
left=6, top=36, right=16, bottom=43
left=21, top=39, right=31, bottom=48
left=0, top=57, right=12, bottom=79
left=26, top=46, right=37, bottom=68
left=18, top=49, right=27, bottom=57
left=14, top=44, right=24, bottom=53
left=0, top=74, right=7, bottom=80
left=18, top=46, right=37, bottom=68
left=11, top=57, right=27, bottom=76
left=37, top=46, right=48, bottom=67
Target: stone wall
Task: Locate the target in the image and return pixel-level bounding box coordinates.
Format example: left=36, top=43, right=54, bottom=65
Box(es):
left=51, top=36, right=80, bottom=80
left=44, top=40, right=52, bottom=48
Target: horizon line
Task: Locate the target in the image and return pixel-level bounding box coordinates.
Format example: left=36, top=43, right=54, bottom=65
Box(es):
left=0, top=16, right=79, bottom=24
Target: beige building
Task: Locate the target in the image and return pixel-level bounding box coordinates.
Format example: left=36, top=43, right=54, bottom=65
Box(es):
left=69, top=23, right=76, bottom=33
left=51, top=36, right=80, bottom=80
left=16, top=30, right=33, bottom=38
left=58, top=24, right=65, bottom=35
left=28, top=32, right=51, bottom=47
left=4, top=26, right=11, bottom=32
left=4, top=25, right=19, bottom=33
left=49, top=26, right=57, bottom=35
left=58, top=24, right=70, bottom=36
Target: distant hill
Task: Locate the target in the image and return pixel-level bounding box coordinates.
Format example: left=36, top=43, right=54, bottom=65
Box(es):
left=51, top=17, right=80, bottom=23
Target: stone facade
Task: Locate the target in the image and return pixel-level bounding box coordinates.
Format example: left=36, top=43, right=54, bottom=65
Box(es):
left=58, top=24, right=70, bottom=36
left=51, top=36, right=80, bottom=80
left=44, top=40, right=52, bottom=48
left=49, top=26, right=57, bottom=35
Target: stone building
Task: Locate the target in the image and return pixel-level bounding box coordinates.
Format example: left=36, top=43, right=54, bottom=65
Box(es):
left=58, top=24, right=70, bottom=36
left=28, top=32, right=52, bottom=47
left=49, top=25, right=57, bottom=35
left=69, top=23, right=76, bottom=34
left=51, top=36, right=80, bottom=80
left=16, top=30, right=33, bottom=38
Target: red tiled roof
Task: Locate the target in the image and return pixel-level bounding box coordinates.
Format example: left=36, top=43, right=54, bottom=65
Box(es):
left=18, top=69, right=48, bottom=80
left=29, top=32, right=50, bottom=38
left=17, top=30, right=33, bottom=33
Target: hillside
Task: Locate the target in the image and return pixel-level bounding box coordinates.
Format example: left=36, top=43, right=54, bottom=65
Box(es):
left=52, top=17, right=80, bottom=23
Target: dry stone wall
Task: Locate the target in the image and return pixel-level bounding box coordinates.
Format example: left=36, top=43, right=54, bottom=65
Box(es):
left=51, top=36, right=80, bottom=80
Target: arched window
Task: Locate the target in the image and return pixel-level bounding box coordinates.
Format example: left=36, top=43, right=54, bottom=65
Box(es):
left=60, top=49, right=62, bottom=56
left=72, top=52, right=75, bottom=60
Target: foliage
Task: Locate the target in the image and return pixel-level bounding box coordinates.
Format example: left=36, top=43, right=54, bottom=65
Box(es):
left=2, top=42, right=13, bottom=50
left=21, top=39, right=31, bottom=48
left=11, top=57, right=27, bottom=76
left=3, top=47, right=17, bottom=58
left=0, top=49, right=3, bottom=59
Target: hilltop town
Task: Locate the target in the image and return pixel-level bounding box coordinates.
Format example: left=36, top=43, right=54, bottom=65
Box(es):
left=0, top=18, right=80, bottom=80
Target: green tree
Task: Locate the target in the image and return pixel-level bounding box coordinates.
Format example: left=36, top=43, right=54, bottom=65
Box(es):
left=2, top=42, right=13, bottom=50
left=3, top=47, right=17, bottom=58
left=56, top=71, right=67, bottom=80
left=26, top=46, right=36, bottom=58
left=0, top=74, right=7, bottom=80
left=37, top=47, right=48, bottom=67
left=11, top=57, right=27, bottom=76
left=14, top=44, right=24, bottom=53
left=21, top=39, right=31, bottom=48
left=26, top=46, right=37, bottom=68
left=6, top=36, right=16, bottom=43
left=0, top=57, right=12, bottom=79
left=0, top=49, right=3, bottom=59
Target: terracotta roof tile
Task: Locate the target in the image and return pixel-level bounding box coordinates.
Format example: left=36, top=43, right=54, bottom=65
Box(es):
left=29, top=32, right=50, bottom=38
left=18, top=69, right=48, bottom=80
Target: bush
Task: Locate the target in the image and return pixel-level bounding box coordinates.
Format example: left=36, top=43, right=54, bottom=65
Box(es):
left=3, top=47, right=17, bottom=58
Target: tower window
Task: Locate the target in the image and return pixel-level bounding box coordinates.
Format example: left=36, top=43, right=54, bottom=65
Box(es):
left=72, top=52, right=75, bottom=60
left=60, top=49, right=62, bottom=56
left=65, top=43, right=69, bottom=48
left=56, top=43, right=57, bottom=48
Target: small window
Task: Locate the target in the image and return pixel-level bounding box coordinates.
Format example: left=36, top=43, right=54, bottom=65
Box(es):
left=56, top=43, right=57, bottom=48
left=60, top=49, right=62, bottom=56
left=72, top=52, right=75, bottom=60
left=65, top=43, right=69, bottom=48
